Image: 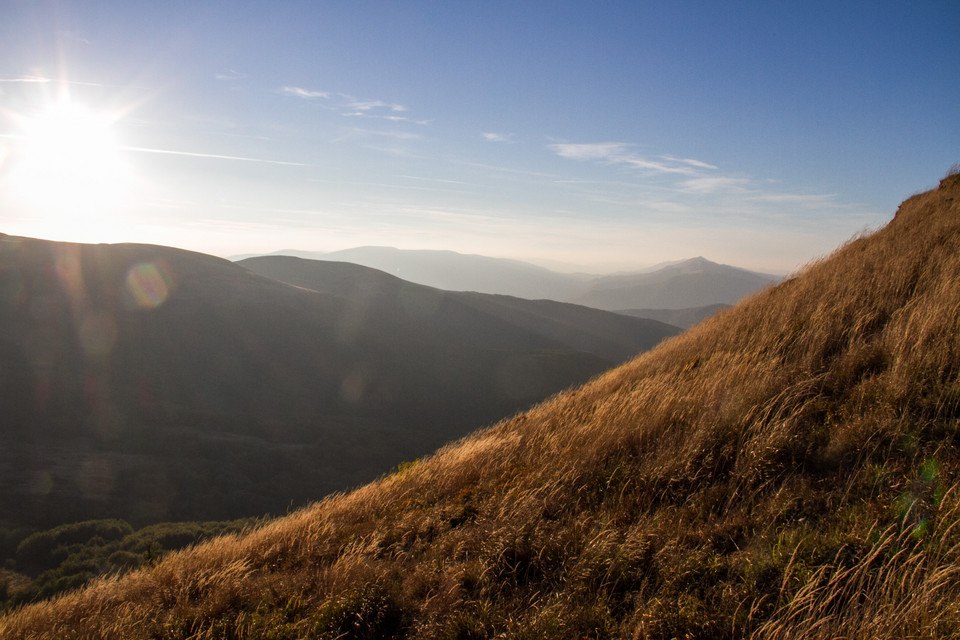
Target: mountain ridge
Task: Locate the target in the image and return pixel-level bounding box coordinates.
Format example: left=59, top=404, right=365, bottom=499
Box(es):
left=231, top=247, right=780, bottom=309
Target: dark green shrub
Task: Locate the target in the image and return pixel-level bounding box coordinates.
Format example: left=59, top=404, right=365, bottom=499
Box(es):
left=15, top=520, right=132, bottom=571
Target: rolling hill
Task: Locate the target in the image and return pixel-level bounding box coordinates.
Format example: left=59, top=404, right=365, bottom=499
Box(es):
left=4, top=174, right=958, bottom=638
left=232, top=248, right=780, bottom=310
left=0, top=235, right=677, bottom=530
left=250, top=246, right=580, bottom=302
left=236, top=256, right=679, bottom=363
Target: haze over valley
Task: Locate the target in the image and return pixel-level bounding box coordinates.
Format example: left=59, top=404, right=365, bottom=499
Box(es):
left=0, top=233, right=686, bottom=530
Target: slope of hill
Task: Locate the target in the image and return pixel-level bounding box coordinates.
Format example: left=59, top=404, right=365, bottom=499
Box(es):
left=4, top=172, right=959, bottom=639
left=237, top=246, right=580, bottom=300
left=237, top=256, right=679, bottom=363
left=0, top=236, right=675, bottom=530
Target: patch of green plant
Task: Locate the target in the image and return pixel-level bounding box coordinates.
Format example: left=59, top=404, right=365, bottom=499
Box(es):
left=0, top=517, right=254, bottom=610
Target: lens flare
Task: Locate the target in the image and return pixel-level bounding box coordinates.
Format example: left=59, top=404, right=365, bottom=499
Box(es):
left=124, top=261, right=172, bottom=309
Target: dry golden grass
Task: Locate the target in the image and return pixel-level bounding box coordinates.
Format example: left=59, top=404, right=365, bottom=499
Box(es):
left=753, top=488, right=960, bottom=639
left=2, top=172, right=960, bottom=638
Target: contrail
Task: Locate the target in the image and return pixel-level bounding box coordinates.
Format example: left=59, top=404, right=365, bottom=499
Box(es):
left=0, top=76, right=52, bottom=83
left=123, top=146, right=309, bottom=167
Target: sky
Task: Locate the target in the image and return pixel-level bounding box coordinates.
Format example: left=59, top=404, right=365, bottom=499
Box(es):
left=0, top=1, right=957, bottom=273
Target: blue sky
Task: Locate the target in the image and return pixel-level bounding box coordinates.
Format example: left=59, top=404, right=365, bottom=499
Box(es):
left=1, top=1, right=957, bottom=272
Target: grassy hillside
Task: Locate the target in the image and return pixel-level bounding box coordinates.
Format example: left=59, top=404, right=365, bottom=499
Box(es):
left=3, top=172, right=959, bottom=638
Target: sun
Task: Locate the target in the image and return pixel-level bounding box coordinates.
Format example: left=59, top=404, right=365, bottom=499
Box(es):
left=4, top=97, right=134, bottom=241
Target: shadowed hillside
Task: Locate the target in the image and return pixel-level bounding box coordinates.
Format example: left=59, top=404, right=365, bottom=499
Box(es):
left=252, top=246, right=580, bottom=301
left=0, top=237, right=675, bottom=529
left=3, top=172, right=959, bottom=638
left=237, top=256, right=679, bottom=363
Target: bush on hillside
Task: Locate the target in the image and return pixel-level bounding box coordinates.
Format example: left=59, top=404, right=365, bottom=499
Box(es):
left=15, top=520, right=133, bottom=571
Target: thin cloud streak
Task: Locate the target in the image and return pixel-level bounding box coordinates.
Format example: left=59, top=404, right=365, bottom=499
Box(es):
left=549, top=142, right=704, bottom=175
left=216, top=70, right=247, bottom=81
left=279, top=86, right=419, bottom=124
left=681, top=176, right=751, bottom=193
left=661, top=155, right=718, bottom=170
left=0, top=75, right=111, bottom=88
left=346, top=98, right=405, bottom=112
left=551, top=142, right=629, bottom=160
left=746, top=192, right=840, bottom=205
left=0, top=76, right=53, bottom=83
left=336, top=128, right=421, bottom=142
left=280, top=86, right=330, bottom=99
left=483, top=132, right=515, bottom=143
left=547, top=140, right=855, bottom=218
left=124, top=146, right=309, bottom=167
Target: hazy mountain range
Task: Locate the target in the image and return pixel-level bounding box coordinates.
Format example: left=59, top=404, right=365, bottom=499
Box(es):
left=231, top=248, right=781, bottom=311
left=0, top=234, right=677, bottom=529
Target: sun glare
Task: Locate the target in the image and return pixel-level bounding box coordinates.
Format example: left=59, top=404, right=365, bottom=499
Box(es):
left=5, top=98, right=134, bottom=240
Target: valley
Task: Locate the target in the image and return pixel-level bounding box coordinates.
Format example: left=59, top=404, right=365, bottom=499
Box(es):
left=0, top=235, right=684, bottom=530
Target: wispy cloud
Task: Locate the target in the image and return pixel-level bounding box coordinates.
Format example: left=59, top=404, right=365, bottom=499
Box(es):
left=280, top=86, right=330, bottom=99
left=345, top=98, right=405, bottom=112
left=340, top=96, right=412, bottom=122
left=0, top=75, right=53, bottom=83
left=544, top=139, right=871, bottom=238
left=549, top=142, right=705, bottom=175
left=216, top=70, right=246, bottom=82
left=745, top=192, right=839, bottom=205
left=661, top=155, right=718, bottom=170
left=551, top=142, right=629, bottom=161
left=681, top=176, right=751, bottom=193
left=0, top=76, right=128, bottom=90
left=620, top=157, right=699, bottom=174
left=343, top=112, right=412, bottom=122
left=124, top=146, right=308, bottom=167
left=279, top=86, right=422, bottom=124
left=342, top=128, right=421, bottom=141
left=483, top=132, right=515, bottom=143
